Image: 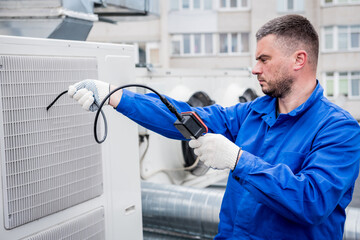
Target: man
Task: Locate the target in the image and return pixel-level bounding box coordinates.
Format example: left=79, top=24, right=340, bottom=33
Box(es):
left=69, top=15, right=360, bottom=239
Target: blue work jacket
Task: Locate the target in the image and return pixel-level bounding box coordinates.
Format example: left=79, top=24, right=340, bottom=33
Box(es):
left=116, top=82, right=360, bottom=239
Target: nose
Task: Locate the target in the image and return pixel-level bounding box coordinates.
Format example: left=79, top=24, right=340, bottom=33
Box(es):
left=252, top=61, right=262, bottom=75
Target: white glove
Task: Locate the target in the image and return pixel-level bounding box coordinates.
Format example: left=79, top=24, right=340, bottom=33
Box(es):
left=68, top=79, right=110, bottom=111
left=189, top=133, right=240, bottom=170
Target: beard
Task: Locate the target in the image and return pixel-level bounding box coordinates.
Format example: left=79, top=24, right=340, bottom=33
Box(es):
left=260, top=68, right=294, bottom=98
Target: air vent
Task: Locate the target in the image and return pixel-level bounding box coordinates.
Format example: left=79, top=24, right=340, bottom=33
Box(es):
left=21, top=207, right=105, bottom=240
left=0, top=55, right=103, bottom=229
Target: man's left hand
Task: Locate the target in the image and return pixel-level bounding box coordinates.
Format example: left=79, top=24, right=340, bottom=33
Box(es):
left=189, top=133, right=241, bottom=170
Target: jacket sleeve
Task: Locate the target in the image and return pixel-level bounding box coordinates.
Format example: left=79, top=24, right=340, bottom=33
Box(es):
left=232, top=118, right=360, bottom=225
left=115, top=89, right=248, bottom=141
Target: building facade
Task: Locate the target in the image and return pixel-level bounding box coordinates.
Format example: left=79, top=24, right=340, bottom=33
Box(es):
left=88, top=0, right=360, bottom=119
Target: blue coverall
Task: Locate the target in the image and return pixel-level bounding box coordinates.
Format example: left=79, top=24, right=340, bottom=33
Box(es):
left=116, top=82, right=360, bottom=239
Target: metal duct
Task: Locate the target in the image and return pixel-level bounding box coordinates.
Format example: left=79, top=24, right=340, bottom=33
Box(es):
left=343, top=174, right=360, bottom=240
left=0, top=0, right=99, bottom=40
left=142, top=180, right=360, bottom=239
left=344, top=207, right=360, bottom=240
left=141, top=181, right=224, bottom=239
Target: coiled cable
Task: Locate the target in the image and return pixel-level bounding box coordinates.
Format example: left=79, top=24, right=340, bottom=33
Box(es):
left=47, top=84, right=183, bottom=144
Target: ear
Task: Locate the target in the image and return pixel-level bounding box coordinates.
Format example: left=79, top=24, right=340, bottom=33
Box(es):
left=293, top=50, right=307, bottom=71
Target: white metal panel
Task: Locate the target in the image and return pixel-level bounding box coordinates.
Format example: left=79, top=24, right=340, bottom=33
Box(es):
left=0, top=35, right=142, bottom=240
left=21, top=207, right=105, bottom=240
left=0, top=55, right=103, bottom=229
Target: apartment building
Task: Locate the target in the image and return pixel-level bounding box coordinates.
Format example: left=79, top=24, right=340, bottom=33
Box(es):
left=88, top=0, right=360, bottom=119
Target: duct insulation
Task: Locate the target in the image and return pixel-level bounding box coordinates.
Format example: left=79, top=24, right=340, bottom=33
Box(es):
left=343, top=174, right=360, bottom=240
left=142, top=180, right=360, bottom=239
left=141, top=181, right=225, bottom=239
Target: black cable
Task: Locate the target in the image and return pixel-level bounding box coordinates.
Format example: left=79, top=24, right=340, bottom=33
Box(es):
left=47, top=84, right=184, bottom=144
left=46, top=90, right=68, bottom=111
left=46, top=90, right=108, bottom=143
left=94, top=84, right=184, bottom=143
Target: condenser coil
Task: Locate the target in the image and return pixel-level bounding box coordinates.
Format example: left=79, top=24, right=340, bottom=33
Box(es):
left=21, top=207, right=105, bottom=240
left=0, top=55, right=103, bottom=229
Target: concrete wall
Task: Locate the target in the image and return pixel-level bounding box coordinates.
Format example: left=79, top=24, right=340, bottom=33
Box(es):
left=217, top=11, right=251, bottom=32
left=88, top=18, right=161, bottom=43
left=169, top=55, right=251, bottom=69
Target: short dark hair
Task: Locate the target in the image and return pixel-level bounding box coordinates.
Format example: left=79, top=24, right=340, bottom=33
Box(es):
left=256, top=14, right=319, bottom=71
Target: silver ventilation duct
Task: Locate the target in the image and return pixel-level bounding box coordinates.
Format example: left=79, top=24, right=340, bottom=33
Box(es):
left=141, top=181, right=224, bottom=239
left=0, top=0, right=159, bottom=40
left=343, top=174, right=360, bottom=240
left=142, top=179, right=360, bottom=239
left=0, top=0, right=99, bottom=40
left=344, top=207, right=360, bottom=240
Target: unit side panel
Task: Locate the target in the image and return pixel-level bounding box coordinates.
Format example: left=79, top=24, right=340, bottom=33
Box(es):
left=0, top=55, right=103, bottom=229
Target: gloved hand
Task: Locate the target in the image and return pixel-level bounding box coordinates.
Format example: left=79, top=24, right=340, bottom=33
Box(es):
left=189, top=133, right=241, bottom=170
left=68, top=79, right=110, bottom=111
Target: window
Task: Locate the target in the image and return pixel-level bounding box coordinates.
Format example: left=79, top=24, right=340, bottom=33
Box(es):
left=323, top=25, right=360, bottom=51
left=183, top=34, right=191, bottom=54
left=219, top=34, right=228, bottom=53
left=338, top=26, right=348, bottom=50
left=219, top=33, right=250, bottom=54
left=324, top=27, right=334, bottom=50
left=182, top=0, right=190, bottom=9
left=193, top=0, right=201, bottom=9
left=287, top=0, right=294, bottom=10
left=351, top=71, right=360, bottom=97
left=171, top=33, right=214, bottom=56
left=324, top=71, right=360, bottom=98
left=170, top=0, right=180, bottom=10
left=194, top=34, right=202, bottom=53
left=241, top=33, right=249, bottom=52
left=170, top=0, right=213, bottom=11
left=137, top=43, right=146, bottom=65
left=219, top=0, right=249, bottom=9
left=204, top=34, right=213, bottom=54
left=277, top=0, right=304, bottom=12
left=171, top=32, right=248, bottom=56
left=339, top=72, right=349, bottom=96
left=172, top=41, right=181, bottom=55
left=204, top=0, right=213, bottom=9
left=326, top=72, right=335, bottom=97
left=351, top=26, right=360, bottom=48
left=231, top=33, right=238, bottom=52
left=323, top=0, right=360, bottom=5
left=241, top=0, right=248, bottom=7
left=230, top=0, right=237, bottom=7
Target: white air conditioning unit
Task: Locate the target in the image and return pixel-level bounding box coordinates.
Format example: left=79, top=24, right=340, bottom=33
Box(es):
left=0, top=35, right=143, bottom=239
left=134, top=68, right=259, bottom=187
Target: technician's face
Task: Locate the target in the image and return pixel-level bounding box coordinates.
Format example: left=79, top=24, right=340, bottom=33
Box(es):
left=252, top=34, right=294, bottom=98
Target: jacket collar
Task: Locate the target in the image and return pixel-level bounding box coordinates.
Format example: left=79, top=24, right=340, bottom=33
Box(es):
left=250, top=80, right=323, bottom=126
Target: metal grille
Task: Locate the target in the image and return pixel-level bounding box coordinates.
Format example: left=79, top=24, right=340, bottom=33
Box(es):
left=0, top=55, right=103, bottom=229
left=21, top=207, right=105, bottom=240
